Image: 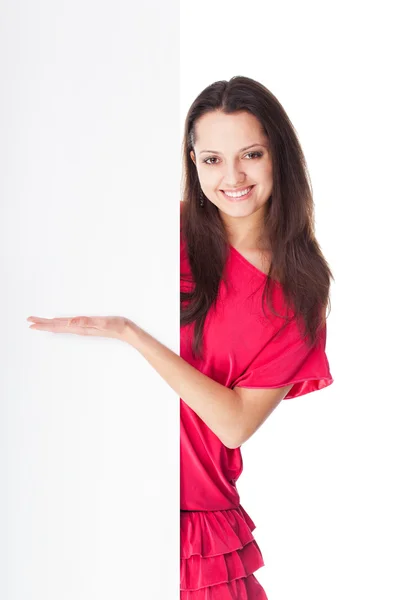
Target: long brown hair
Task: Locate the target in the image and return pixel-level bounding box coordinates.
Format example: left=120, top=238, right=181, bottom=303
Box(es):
left=180, top=75, right=334, bottom=360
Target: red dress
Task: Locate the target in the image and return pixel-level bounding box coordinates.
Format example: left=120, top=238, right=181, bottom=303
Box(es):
left=180, top=230, right=334, bottom=599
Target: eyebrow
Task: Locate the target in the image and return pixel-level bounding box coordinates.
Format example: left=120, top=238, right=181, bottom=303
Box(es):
left=199, top=143, right=267, bottom=155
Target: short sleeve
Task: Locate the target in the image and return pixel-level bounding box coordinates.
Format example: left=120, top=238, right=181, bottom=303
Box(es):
left=232, top=319, right=334, bottom=400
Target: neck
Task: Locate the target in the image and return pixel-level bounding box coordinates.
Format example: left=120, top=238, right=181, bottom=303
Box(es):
left=219, top=206, right=267, bottom=249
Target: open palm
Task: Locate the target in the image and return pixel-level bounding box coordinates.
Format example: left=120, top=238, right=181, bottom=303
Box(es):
left=27, top=315, right=134, bottom=341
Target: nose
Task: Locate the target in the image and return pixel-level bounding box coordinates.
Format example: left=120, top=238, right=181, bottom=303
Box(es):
left=222, top=160, right=246, bottom=187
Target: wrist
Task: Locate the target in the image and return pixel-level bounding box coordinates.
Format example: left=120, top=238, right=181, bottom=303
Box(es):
left=123, top=320, right=143, bottom=349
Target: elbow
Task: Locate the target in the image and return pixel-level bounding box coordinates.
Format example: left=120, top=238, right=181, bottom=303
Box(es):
left=223, top=439, right=242, bottom=450
left=222, top=428, right=245, bottom=450
left=225, top=440, right=242, bottom=450
left=223, top=423, right=257, bottom=449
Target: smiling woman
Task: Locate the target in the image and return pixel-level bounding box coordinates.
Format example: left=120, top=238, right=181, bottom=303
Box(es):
left=191, top=113, right=273, bottom=222
left=180, top=75, right=334, bottom=599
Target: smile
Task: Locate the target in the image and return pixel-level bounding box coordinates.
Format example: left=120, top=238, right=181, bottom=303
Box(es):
left=220, top=185, right=255, bottom=201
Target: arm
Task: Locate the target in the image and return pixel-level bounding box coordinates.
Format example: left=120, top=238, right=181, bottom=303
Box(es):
left=126, top=323, right=291, bottom=449
left=233, top=384, right=293, bottom=446
left=26, top=314, right=291, bottom=449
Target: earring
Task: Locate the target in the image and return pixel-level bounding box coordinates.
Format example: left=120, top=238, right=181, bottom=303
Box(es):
left=200, top=190, right=205, bottom=207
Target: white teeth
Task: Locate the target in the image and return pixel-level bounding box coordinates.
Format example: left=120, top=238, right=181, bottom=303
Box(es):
left=223, top=186, right=252, bottom=198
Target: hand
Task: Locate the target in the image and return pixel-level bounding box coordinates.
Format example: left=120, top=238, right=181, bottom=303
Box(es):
left=26, top=315, right=139, bottom=344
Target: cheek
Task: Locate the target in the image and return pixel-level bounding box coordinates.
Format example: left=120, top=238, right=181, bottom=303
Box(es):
left=253, top=160, right=273, bottom=177
left=250, top=167, right=272, bottom=188
left=199, top=169, right=219, bottom=188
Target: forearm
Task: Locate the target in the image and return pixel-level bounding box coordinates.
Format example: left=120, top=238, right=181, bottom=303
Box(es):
left=124, top=323, right=243, bottom=449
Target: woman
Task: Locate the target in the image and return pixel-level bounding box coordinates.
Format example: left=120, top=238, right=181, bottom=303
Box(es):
left=179, top=76, right=334, bottom=599
left=28, top=75, right=334, bottom=599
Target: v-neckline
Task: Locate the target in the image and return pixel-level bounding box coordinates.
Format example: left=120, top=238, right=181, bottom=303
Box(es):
left=229, top=244, right=281, bottom=286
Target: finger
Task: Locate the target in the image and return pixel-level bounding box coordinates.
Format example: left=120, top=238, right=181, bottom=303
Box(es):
left=27, top=316, right=75, bottom=324
left=27, top=316, right=54, bottom=322
left=27, top=317, right=94, bottom=329
left=28, top=322, right=101, bottom=335
left=27, top=316, right=110, bottom=332
left=29, top=322, right=79, bottom=330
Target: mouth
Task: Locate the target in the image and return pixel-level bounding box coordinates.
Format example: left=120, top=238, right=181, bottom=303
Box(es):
left=220, top=185, right=255, bottom=202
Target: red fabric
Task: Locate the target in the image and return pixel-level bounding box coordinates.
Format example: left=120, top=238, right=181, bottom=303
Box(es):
left=180, top=213, right=334, bottom=598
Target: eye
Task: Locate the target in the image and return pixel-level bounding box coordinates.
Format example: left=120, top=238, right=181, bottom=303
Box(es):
left=202, top=151, right=263, bottom=165
left=245, top=151, right=263, bottom=159
left=203, top=156, right=220, bottom=165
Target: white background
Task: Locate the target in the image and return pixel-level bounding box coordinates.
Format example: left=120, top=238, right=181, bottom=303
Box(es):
left=1, top=1, right=399, bottom=600
left=1, top=1, right=179, bottom=599
left=180, top=2, right=400, bottom=600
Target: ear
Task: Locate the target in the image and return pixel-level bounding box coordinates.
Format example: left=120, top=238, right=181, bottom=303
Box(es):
left=190, top=150, right=196, bottom=165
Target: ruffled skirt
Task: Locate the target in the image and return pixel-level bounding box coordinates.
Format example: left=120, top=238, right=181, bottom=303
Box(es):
left=180, top=505, right=268, bottom=599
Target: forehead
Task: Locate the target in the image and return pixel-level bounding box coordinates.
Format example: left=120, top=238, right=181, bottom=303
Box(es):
left=194, top=111, right=267, bottom=150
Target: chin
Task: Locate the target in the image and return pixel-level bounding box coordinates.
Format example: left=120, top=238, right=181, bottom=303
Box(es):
left=218, top=203, right=258, bottom=217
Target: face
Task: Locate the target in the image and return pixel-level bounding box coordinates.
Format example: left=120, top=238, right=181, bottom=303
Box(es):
left=190, top=110, right=273, bottom=221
